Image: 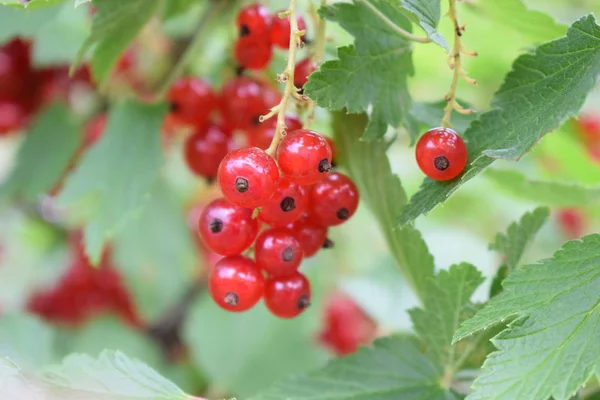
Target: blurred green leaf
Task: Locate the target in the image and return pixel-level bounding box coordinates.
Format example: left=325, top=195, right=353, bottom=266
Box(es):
left=333, top=111, right=434, bottom=303
left=163, top=0, right=198, bottom=19
left=0, top=0, right=66, bottom=9
left=306, top=0, right=417, bottom=141
left=57, top=100, right=168, bottom=264
left=0, top=104, right=80, bottom=201
left=400, top=16, right=600, bottom=224
left=411, top=101, right=477, bottom=134
left=454, top=234, right=600, bottom=400
left=397, top=0, right=448, bottom=49
left=0, top=313, right=56, bottom=369
left=0, top=6, right=60, bottom=46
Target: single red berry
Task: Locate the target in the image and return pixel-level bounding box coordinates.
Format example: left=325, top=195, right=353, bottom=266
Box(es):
left=234, top=35, right=273, bottom=71
left=255, top=228, right=303, bottom=277
left=237, top=3, right=272, bottom=37
left=264, top=271, right=311, bottom=318
left=0, top=38, right=32, bottom=99
left=220, top=77, right=281, bottom=131
left=209, top=255, right=265, bottom=312
left=198, top=198, right=259, bottom=256
left=270, top=12, right=306, bottom=49
left=286, top=215, right=328, bottom=257
left=277, top=129, right=332, bottom=185
left=246, top=115, right=302, bottom=149
left=258, top=176, right=308, bottom=226
left=310, top=172, right=359, bottom=227
left=167, top=77, right=216, bottom=128
left=325, top=137, right=337, bottom=167
left=185, top=124, right=233, bottom=179
left=556, top=208, right=586, bottom=239
left=576, top=113, right=600, bottom=144
left=0, top=98, right=28, bottom=135
left=415, top=127, right=467, bottom=181
left=294, top=58, right=317, bottom=88
left=217, top=147, right=279, bottom=208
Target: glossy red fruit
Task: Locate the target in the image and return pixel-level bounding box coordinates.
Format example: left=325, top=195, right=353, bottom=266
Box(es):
left=0, top=98, right=28, bottom=135
left=218, top=147, right=279, bottom=208
left=234, top=35, right=273, bottom=70
left=265, top=271, right=311, bottom=318
left=220, top=77, right=281, bottom=131
left=198, top=198, right=259, bottom=255
left=270, top=12, right=307, bottom=49
left=246, top=115, right=302, bottom=149
left=415, top=127, right=467, bottom=181
left=237, top=3, right=272, bottom=37
left=209, top=255, right=265, bottom=312
left=287, top=215, right=328, bottom=257
left=185, top=125, right=233, bottom=178
left=294, top=58, right=317, bottom=88
left=258, top=176, right=308, bottom=226
left=325, top=137, right=337, bottom=166
left=167, top=77, right=217, bottom=128
left=277, top=129, right=332, bottom=185
left=556, top=208, right=586, bottom=239
left=255, top=228, right=303, bottom=276
left=310, top=172, right=359, bottom=227
left=0, top=38, right=32, bottom=99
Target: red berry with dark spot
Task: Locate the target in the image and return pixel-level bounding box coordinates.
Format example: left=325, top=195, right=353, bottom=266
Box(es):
left=220, top=77, right=281, bottom=131
left=167, top=77, right=216, bottom=128
left=246, top=115, right=302, bottom=149
left=209, top=255, right=265, bottom=312
left=264, top=271, right=311, bottom=318
left=237, top=3, right=272, bottom=37
left=270, top=12, right=306, bottom=49
left=415, top=127, right=467, bottom=181
left=198, top=198, right=259, bottom=256
left=255, top=228, right=303, bottom=277
left=185, top=124, right=233, bottom=179
left=287, top=215, right=328, bottom=257
left=294, top=58, right=317, bottom=88
left=218, top=147, right=279, bottom=208
left=258, top=176, right=308, bottom=226
left=234, top=35, right=273, bottom=70
left=277, top=129, right=332, bottom=185
left=310, top=172, right=359, bottom=227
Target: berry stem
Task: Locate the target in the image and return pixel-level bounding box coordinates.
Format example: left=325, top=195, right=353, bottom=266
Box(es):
left=305, top=0, right=327, bottom=129
left=359, top=0, right=432, bottom=44
left=440, top=0, right=477, bottom=128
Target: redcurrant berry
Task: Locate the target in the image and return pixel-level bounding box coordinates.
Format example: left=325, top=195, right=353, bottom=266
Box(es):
left=415, top=127, right=467, bottom=181
left=270, top=12, right=306, bottom=49
left=264, top=271, right=311, bottom=318
left=286, top=216, right=328, bottom=258
left=184, top=124, right=234, bottom=179
left=234, top=35, right=273, bottom=71
left=198, top=198, right=259, bottom=255
left=217, top=147, right=279, bottom=208
left=167, top=77, right=216, bottom=128
left=246, top=115, right=302, bottom=149
left=576, top=113, right=600, bottom=144
left=255, top=228, right=303, bottom=276
left=84, top=114, right=106, bottom=148
left=220, top=77, right=281, bottom=131
left=0, top=38, right=32, bottom=99
left=258, top=176, right=308, bottom=226
left=294, top=58, right=317, bottom=88
left=237, top=3, right=272, bottom=37
left=310, top=172, right=359, bottom=227
left=0, top=98, right=28, bottom=135
left=325, top=137, right=337, bottom=167
left=556, top=208, right=586, bottom=239
left=277, top=129, right=332, bottom=185
left=209, top=256, right=265, bottom=312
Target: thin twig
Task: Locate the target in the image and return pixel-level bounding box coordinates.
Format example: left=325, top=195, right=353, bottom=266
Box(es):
left=305, top=0, right=327, bottom=129
left=359, top=0, right=431, bottom=43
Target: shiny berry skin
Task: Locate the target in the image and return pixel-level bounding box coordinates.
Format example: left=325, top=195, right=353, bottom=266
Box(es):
left=264, top=271, right=311, bottom=318
left=220, top=77, right=281, bottom=131
left=237, top=3, right=272, bottom=37
left=294, top=58, right=317, bottom=88
left=258, top=176, right=308, bottom=226
left=415, top=127, right=467, bottom=181
left=198, top=198, right=259, bottom=255
left=217, top=147, right=279, bottom=208
left=270, top=12, right=307, bottom=49
left=234, top=35, right=273, bottom=71
left=310, top=172, right=359, bottom=227
left=255, top=228, right=303, bottom=276
left=209, top=256, right=265, bottom=312
left=277, top=129, right=332, bottom=185
left=246, top=115, right=302, bottom=149
left=286, top=216, right=328, bottom=257
left=184, top=125, right=233, bottom=179
left=167, top=77, right=216, bottom=128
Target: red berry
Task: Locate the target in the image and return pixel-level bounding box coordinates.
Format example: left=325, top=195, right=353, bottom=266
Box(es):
left=415, top=127, right=467, bottom=181
left=209, top=255, right=265, bottom=312
left=237, top=3, right=272, bottom=37
left=184, top=124, right=233, bottom=179
left=0, top=38, right=32, bottom=99
left=0, top=98, right=28, bottom=135
left=270, top=12, right=306, bottom=49
left=264, top=271, right=311, bottom=318
left=325, top=137, right=337, bottom=166
left=287, top=215, right=328, bottom=257
left=576, top=113, right=600, bottom=144
left=84, top=114, right=106, bottom=148
left=218, top=147, right=279, bottom=208
left=246, top=115, right=302, bottom=149
left=255, top=228, right=303, bottom=276
left=277, top=129, right=332, bottom=185
left=167, top=77, right=216, bottom=128
left=198, top=198, right=259, bottom=256
left=220, top=77, right=281, bottom=131
left=556, top=208, right=586, bottom=239
left=310, top=172, right=359, bottom=227
left=234, top=35, right=273, bottom=70
left=294, top=58, right=317, bottom=88
left=258, top=176, right=308, bottom=226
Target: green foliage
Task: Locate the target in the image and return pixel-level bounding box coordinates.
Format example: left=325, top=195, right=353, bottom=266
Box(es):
left=0, top=313, right=56, bottom=369
left=305, top=0, right=418, bottom=141
left=454, top=234, right=600, bottom=400
left=0, top=5, right=61, bottom=44
left=400, top=15, right=600, bottom=224
left=411, top=101, right=477, bottom=134
left=396, top=0, right=448, bottom=49
left=0, top=0, right=66, bottom=9
left=163, top=0, right=198, bottom=19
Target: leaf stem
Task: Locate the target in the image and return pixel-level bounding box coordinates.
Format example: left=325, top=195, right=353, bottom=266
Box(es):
left=305, top=0, right=327, bottom=129
left=359, top=0, right=432, bottom=44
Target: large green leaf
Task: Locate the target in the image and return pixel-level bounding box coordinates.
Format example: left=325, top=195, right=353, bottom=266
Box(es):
left=397, top=0, right=447, bottom=49
left=333, top=111, right=434, bottom=303
left=454, top=234, right=600, bottom=400
left=305, top=0, right=417, bottom=141
left=0, top=313, right=56, bottom=369
left=400, top=15, right=600, bottom=224
left=57, top=100, right=168, bottom=264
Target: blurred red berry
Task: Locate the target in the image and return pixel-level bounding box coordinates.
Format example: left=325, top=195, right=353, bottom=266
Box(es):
left=556, top=208, right=586, bottom=239
left=0, top=38, right=32, bottom=99
left=167, top=77, right=217, bottom=128
left=294, top=58, right=317, bottom=88
left=270, top=12, right=306, bottom=49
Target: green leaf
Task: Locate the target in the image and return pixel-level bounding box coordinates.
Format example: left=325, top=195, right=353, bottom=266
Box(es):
left=489, top=265, right=508, bottom=298
left=305, top=0, right=417, bottom=141
left=163, top=0, right=198, bottom=19
left=250, top=336, right=460, bottom=400
left=74, top=0, right=161, bottom=85
left=399, top=15, right=600, bottom=224
left=43, top=350, right=189, bottom=399
left=0, top=0, right=66, bottom=9
left=411, top=101, right=477, bottom=134
left=0, top=5, right=61, bottom=43
left=397, top=0, right=448, bottom=49
left=333, top=111, right=434, bottom=302
left=57, top=100, right=168, bottom=264
left=485, top=169, right=600, bottom=206
left=453, top=234, right=600, bottom=400
left=0, top=104, right=80, bottom=200
left=0, top=313, right=56, bottom=369
left=409, top=264, right=483, bottom=367
left=489, top=206, right=549, bottom=270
